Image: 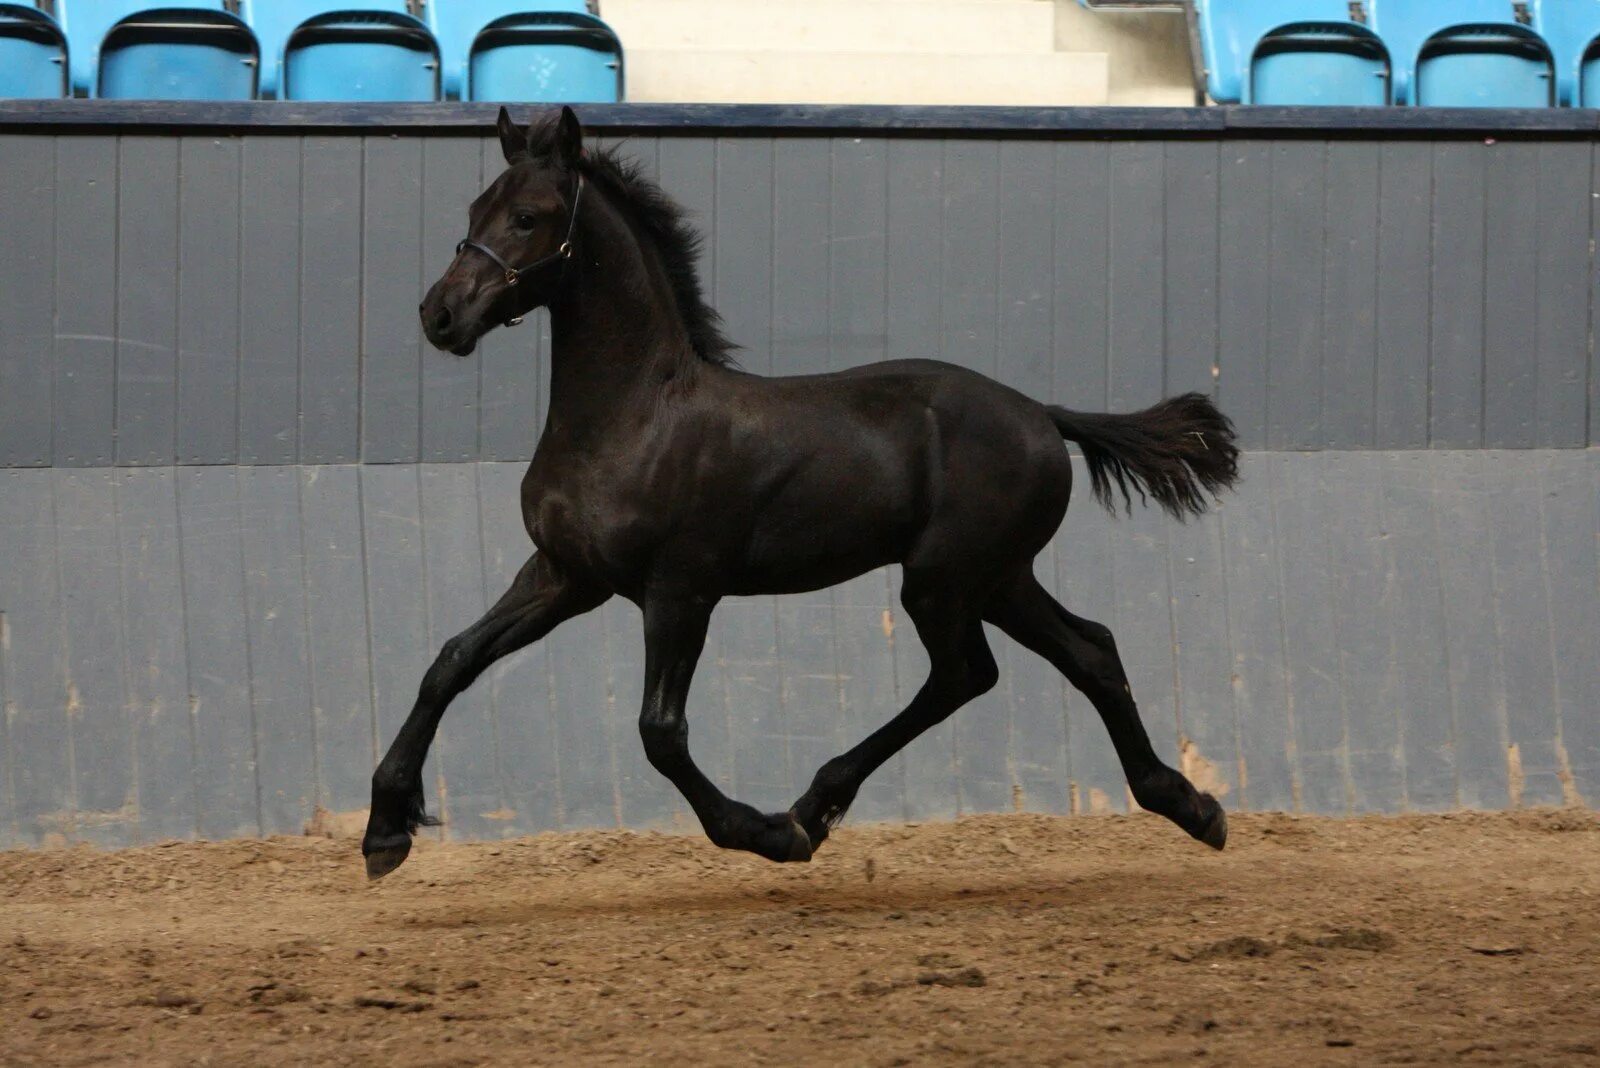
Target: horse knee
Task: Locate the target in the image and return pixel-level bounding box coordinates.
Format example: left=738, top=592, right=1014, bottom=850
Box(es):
left=638, top=712, right=688, bottom=774
left=968, top=648, right=999, bottom=698
left=419, top=636, right=473, bottom=706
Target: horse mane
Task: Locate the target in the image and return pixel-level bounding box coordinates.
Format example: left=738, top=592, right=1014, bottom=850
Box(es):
left=525, top=117, right=738, bottom=367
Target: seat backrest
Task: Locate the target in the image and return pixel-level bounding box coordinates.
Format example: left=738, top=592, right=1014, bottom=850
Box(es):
left=0, top=3, right=69, bottom=98
left=240, top=0, right=422, bottom=97
left=1193, top=0, right=1368, bottom=103
left=1369, top=0, right=1553, bottom=105
left=467, top=11, right=622, bottom=101
left=426, top=0, right=598, bottom=99
left=55, top=0, right=235, bottom=94
left=1532, top=0, right=1600, bottom=105
left=1249, top=21, right=1390, bottom=105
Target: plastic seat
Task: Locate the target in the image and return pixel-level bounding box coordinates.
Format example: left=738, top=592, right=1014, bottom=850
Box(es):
left=426, top=1, right=621, bottom=102
left=1193, top=0, right=1376, bottom=104
left=1250, top=21, right=1390, bottom=104
left=240, top=1, right=440, bottom=100
left=1531, top=0, right=1600, bottom=105
left=1370, top=0, right=1555, bottom=106
left=55, top=0, right=256, bottom=98
left=0, top=4, right=69, bottom=98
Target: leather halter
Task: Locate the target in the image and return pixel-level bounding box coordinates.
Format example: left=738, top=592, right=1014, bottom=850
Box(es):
left=454, top=175, right=584, bottom=325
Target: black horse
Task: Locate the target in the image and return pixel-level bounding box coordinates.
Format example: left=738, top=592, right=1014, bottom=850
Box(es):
left=362, top=107, right=1240, bottom=878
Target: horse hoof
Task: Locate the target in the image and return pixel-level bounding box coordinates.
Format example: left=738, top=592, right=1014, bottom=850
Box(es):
left=785, top=818, right=814, bottom=863
left=752, top=813, right=812, bottom=864
left=363, top=834, right=413, bottom=880
left=1193, top=797, right=1227, bottom=851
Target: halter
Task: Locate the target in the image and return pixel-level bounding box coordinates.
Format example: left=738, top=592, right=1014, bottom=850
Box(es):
left=454, top=175, right=584, bottom=325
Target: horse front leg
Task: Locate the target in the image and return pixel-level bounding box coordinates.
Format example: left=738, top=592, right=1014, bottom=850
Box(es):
left=639, top=594, right=813, bottom=863
left=363, top=553, right=607, bottom=878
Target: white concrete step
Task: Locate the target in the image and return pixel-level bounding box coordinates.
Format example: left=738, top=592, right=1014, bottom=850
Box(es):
left=602, top=0, right=1055, bottom=55
left=626, top=49, right=1108, bottom=105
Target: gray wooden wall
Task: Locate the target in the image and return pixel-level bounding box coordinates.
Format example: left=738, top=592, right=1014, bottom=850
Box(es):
left=1, top=123, right=1597, bottom=848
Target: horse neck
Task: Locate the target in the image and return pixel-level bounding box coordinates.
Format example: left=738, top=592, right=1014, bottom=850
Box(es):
left=544, top=185, right=701, bottom=433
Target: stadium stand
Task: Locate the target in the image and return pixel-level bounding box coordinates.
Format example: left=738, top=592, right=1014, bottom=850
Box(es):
left=241, top=1, right=440, bottom=101
left=426, top=0, right=622, bottom=102
left=0, top=3, right=68, bottom=98
left=55, top=0, right=256, bottom=98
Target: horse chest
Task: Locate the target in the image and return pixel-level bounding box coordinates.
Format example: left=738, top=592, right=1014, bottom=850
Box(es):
left=522, top=467, right=657, bottom=585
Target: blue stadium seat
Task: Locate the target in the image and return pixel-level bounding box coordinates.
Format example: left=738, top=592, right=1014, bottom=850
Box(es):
left=55, top=1, right=257, bottom=98
left=1193, top=0, right=1380, bottom=104
left=0, top=4, right=68, bottom=98
left=426, top=1, right=622, bottom=102
left=1532, top=0, right=1600, bottom=106
left=1371, top=0, right=1555, bottom=107
left=241, top=1, right=440, bottom=101
left=1250, top=21, right=1390, bottom=104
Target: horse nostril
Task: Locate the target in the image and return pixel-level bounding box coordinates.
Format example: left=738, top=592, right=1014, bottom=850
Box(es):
left=432, top=305, right=453, bottom=335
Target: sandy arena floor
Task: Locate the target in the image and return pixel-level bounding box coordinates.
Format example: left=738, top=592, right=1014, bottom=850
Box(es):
left=3, top=809, right=1598, bottom=1066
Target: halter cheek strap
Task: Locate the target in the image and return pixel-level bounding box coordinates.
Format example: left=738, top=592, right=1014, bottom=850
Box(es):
left=454, top=175, right=584, bottom=322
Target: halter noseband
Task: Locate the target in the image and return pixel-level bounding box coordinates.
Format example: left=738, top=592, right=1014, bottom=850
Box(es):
left=454, top=175, right=584, bottom=325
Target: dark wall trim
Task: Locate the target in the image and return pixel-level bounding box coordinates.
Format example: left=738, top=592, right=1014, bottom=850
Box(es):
left=3, top=100, right=1600, bottom=138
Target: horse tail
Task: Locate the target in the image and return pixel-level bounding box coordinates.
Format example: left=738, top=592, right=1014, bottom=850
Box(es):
left=1046, top=393, right=1240, bottom=521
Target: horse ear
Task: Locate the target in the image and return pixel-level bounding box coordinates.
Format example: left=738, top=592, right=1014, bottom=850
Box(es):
left=497, top=106, right=527, bottom=163
left=554, top=105, right=583, bottom=169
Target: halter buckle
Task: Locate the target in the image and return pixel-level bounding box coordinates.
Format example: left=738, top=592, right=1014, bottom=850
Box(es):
left=559, top=241, right=573, bottom=259
left=505, top=268, right=520, bottom=285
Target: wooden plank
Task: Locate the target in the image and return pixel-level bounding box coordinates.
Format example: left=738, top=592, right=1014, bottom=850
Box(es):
left=1216, top=140, right=1272, bottom=448
left=360, top=137, right=425, bottom=464
left=0, top=135, right=55, bottom=466
left=774, top=590, right=845, bottom=820
left=1429, top=451, right=1510, bottom=809
left=238, top=137, right=303, bottom=465
left=298, top=136, right=362, bottom=463
left=1056, top=475, right=1129, bottom=814
left=1428, top=143, right=1487, bottom=448
left=53, top=137, right=117, bottom=467
left=1374, top=143, right=1432, bottom=449
left=713, top=137, right=774, bottom=371
left=476, top=137, right=541, bottom=461
left=1168, top=509, right=1240, bottom=813
left=115, top=468, right=198, bottom=842
left=1106, top=140, right=1165, bottom=411
left=299, top=464, right=376, bottom=816
left=828, top=137, right=887, bottom=370
left=176, top=137, right=242, bottom=465
left=418, top=463, right=502, bottom=839
left=1534, top=142, right=1590, bottom=448
left=998, top=140, right=1067, bottom=814
left=1271, top=452, right=1352, bottom=814
left=115, top=136, right=180, bottom=466
left=1539, top=451, right=1600, bottom=803
left=1053, top=141, right=1109, bottom=410
left=1482, top=143, right=1541, bottom=448
left=476, top=461, right=561, bottom=833
left=884, top=138, right=942, bottom=364
left=1321, top=452, right=1405, bottom=812
left=543, top=583, right=614, bottom=829
left=607, top=596, right=677, bottom=830
left=1485, top=453, right=1566, bottom=807
left=176, top=466, right=260, bottom=839
left=0, top=471, right=73, bottom=843
left=359, top=465, right=434, bottom=834
left=1265, top=141, right=1325, bottom=450
left=938, top=139, right=999, bottom=376
left=1319, top=142, right=1379, bottom=448
left=420, top=138, right=485, bottom=462
left=773, top=139, right=830, bottom=376
left=716, top=597, right=789, bottom=809
left=893, top=567, right=954, bottom=821
left=1376, top=451, right=1458, bottom=810
left=1218, top=454, right=1298, bottom=812
left=238, top=466, right=316, bottom=836
left=53, top=470, right=135, bottom=846
left=1162, top=140, right=1219, bottom=399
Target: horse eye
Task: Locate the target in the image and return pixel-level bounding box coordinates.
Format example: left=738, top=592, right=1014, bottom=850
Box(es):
left=513, top=213, right=536, bottom=231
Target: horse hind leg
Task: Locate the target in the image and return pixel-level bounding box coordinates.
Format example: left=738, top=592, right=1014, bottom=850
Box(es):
left=987, top=573, right=1227, bottom=850
left=789, top=583, right=998, bottom=850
